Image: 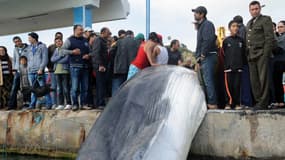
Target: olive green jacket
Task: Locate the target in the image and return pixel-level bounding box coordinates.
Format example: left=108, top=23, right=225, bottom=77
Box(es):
left=246, top=15, right=274, bottom=60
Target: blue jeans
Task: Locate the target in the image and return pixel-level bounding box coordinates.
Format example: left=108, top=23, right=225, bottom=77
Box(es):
left=8, top=72, right=20, bottom=108
left=50, top=72, right=57, bottom=105
left=200, top=54, right=218, bottom=105
left=70, top=67, right=89, bottom=107
left=127, top=64, right=140, bottom=80
left=112, top=74, right=127, bottom=96
left=28, top=73, right=52, bottom=108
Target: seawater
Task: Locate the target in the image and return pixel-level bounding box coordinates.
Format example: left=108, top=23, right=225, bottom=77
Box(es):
left=1, top=155, right=73, bottom=160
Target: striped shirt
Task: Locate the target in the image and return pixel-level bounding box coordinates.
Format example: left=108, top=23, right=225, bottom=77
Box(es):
left=1, top=60, right=10, bottom=74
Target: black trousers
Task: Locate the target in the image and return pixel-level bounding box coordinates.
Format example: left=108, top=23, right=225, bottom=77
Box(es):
left=273, top=61, right=285, bottom=103
left=22, top=88, right=31, bottom=103
left=224, top=71, right=241, bottom=107
left=95, top=70, right=107, bottom=107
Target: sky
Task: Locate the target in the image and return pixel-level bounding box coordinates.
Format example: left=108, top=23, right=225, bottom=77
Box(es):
left=0, top=0, right=284, bottom=57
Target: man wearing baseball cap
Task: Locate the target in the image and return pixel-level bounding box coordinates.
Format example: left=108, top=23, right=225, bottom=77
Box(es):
left=84, top=27, right=94, bottom=39
left=192, top=6, right=218, bottom=109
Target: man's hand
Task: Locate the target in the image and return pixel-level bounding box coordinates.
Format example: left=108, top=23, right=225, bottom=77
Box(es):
left=98, top=66, right=106, bottom=72
left=195, top=63, right=200, bottom=72
left=37, top=69, right=43, bottom=75
left=82, top=54, right=90, bottom=60
left=201, top=54, right=205, bottom=61
left=72, top=49, right=81, bottom=55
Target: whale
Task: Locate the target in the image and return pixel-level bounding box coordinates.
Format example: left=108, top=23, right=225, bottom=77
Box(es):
left=77, top=66, right=207, bottom=160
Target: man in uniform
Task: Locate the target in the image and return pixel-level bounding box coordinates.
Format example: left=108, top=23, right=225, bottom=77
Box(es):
left=246, top=1, right=274, bottom=109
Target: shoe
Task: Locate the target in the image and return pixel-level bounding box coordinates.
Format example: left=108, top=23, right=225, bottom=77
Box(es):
left=23, top=106, right=35, bottom=110
left=64, top=105, right=72, bottom=110
left=98, top=106, right=105, bottom=110
left=235, top=105, right=243, bottom=110
left=278, top=103, right=285, bottom=107
left=241, top=105, right=251, bottom=110
left=6, top=107, right=16, bottom=111
left=72, top=106, right=79, bottom=111
left=82, top=105, right=92, bottom=110
left=224, top=105, right=231, bottom=110
left=208, top=104, right=218, bottom=110
left=268, top=103, right=277, bottom=109
left=252, top=106, right=266, bottom=111
left=43, top=106, right=52, bottom=110
left=22, top=104, right=30, bottom=109
left=52, top=104, right=57, bottom=110
left=56, top=105, right=65, bottom=110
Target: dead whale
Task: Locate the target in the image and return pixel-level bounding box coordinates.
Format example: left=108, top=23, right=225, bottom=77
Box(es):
left=77, top=66, right=207, bottom=160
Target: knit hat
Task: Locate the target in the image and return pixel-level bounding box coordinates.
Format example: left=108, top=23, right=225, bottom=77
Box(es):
left=28, top=32, right=39, bottom=41
left=135, top=33, right=145, bottom=41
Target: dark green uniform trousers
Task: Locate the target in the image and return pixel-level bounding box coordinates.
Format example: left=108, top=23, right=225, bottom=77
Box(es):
left=248, top=55, right=270, bottom=108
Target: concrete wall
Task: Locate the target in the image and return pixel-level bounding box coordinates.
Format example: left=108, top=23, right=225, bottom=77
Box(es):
left=0, top=110, right=100, bottom=158
left=1, top=110, right=285, bottom=159
left=191, top=109, right=285, bottom=159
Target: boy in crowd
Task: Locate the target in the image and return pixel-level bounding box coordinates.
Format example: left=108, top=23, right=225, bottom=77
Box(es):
left=19, top=56, right=31, bottom=109
left=51, top=38, right=72, bottom=110
left=223, top=20, right=246, bottom=110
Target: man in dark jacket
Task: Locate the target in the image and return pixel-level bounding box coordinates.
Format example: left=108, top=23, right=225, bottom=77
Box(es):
left=91, top=27, right=111, bottom=109
left=60, top=25, right=90, bottom=111
left=246, top=1, right=274, bottom=109
left=112, top=30, right=139, bottom=95
left=192, top=6, right=218, bottom=109
left=167, top=39, right=182, bottom=65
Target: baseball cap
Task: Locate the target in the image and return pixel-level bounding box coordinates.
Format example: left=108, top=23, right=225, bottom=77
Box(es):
left=84, top=27, right=94, bottom=32
left=192, top=6, right=207, bottom=15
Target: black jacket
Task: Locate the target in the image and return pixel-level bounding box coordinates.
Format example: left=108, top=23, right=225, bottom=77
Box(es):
left=223, top=36, right=246, bottom=71
left=91, top=37, right=108, bottom=70
left=114, top=36, right=139, bottom=74
left=47, top=44, right=56, bottom=71
left=195, top=19, right=217, bottom=58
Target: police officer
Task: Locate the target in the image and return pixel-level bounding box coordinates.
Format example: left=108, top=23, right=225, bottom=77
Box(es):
left=246, top=1, right=274, bottom=109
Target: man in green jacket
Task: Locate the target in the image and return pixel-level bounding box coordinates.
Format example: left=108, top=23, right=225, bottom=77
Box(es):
left=246, top=1, right=274, bottom=109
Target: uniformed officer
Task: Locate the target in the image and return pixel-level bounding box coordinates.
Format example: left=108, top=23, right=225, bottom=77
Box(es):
left=246, top=1, right=274, bottom=109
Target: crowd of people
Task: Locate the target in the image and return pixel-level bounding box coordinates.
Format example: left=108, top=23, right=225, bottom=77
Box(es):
left=0, top=25, right=183, bottom=111
left=0, top=0, right=284, bottom=111
left=193, top=1, right=285, bottom=110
